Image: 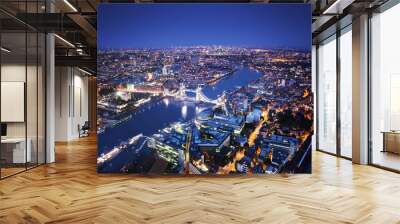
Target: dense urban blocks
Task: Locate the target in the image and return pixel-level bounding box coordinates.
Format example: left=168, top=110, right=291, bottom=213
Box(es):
left=97, top=4, right=312, bottom=175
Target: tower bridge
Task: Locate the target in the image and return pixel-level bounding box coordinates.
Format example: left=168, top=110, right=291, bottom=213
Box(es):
left=118, top=83, right=226, bottom=106
left=173, top=84, right=226, bottom=106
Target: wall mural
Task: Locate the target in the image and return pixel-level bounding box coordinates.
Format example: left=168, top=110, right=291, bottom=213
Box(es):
left=97, top=4, right=313, bottom=175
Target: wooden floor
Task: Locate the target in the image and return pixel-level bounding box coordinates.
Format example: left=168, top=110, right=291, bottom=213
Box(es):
left=372, top=150, right=400, bottom=171
left=1, top=136, right=400, bottom=224
left=0, top=167, right=26, bottom=178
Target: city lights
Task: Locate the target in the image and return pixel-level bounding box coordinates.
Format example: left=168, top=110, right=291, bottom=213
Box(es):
left=97, top=46, right=313, bottom=174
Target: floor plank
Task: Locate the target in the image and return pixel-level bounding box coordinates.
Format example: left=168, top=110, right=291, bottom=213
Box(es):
left=0, top=136, right=399, bottom=224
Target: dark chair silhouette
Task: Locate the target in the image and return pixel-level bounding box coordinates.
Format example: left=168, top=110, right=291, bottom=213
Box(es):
left=79, top=121, right=90, bottom=138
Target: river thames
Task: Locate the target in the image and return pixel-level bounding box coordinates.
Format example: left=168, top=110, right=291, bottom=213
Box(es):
left=97, top=67, right=262, bottom=171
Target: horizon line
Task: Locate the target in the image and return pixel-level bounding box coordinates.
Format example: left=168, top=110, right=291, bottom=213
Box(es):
left=98, top=46, right=311, bottom=51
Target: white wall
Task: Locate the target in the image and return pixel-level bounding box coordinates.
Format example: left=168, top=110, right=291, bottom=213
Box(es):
left=1, top=64, right=26, bottom=138
left=55, top=66, right=70, bottom=141
left=1, top=64, right=40, bottom=138
left=55, top=67, right=89, bottom=141
left=1, top=63, right=46, bottom=164
left=72, top=73, right=89, bottom=138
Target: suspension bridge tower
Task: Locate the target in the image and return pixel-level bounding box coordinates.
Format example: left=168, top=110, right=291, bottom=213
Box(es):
left=219, top=91, right=228, bottom=115
left=195, top=86, right=202, bottom=102
left=179, top=83, right=186, bottom=98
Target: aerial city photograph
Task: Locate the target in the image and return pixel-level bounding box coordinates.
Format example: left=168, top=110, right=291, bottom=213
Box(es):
left=97, top=4, right=313, bottom=175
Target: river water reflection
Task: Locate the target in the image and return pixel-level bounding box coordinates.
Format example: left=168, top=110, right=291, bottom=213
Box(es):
left=98, top=67, right=262, bottom=157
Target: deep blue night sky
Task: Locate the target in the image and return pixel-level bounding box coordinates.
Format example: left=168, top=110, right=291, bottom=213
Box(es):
left=98, top=4, right=311, bottom=51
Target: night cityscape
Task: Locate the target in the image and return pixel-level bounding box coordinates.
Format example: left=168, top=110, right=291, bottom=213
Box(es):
left=97, top=4, right=313, bottom=174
